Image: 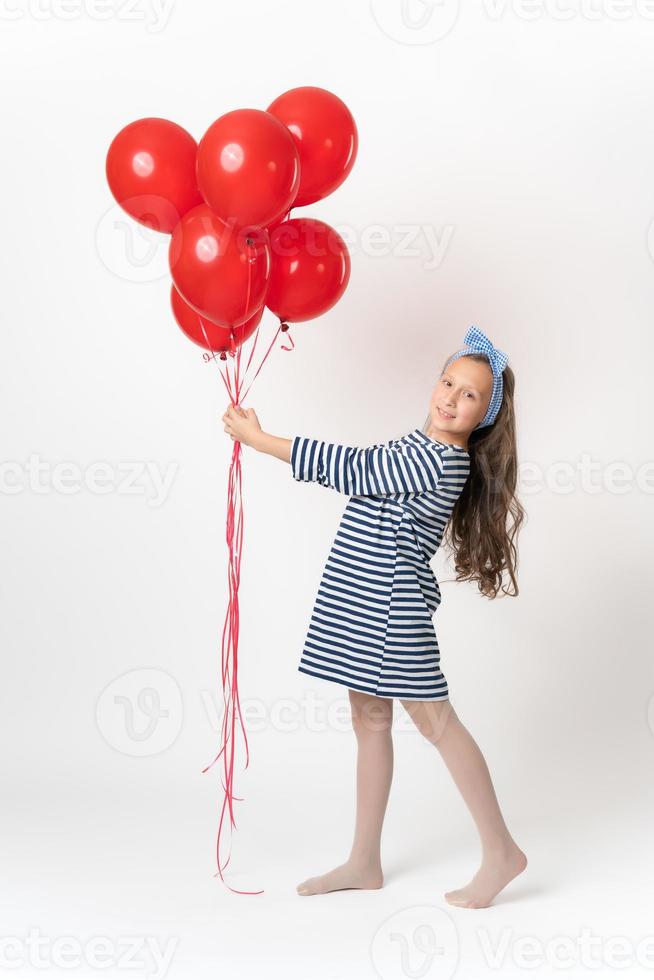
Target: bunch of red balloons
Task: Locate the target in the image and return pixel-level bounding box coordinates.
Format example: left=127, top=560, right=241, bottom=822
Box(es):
left=106, top=86, right=357, bottom=356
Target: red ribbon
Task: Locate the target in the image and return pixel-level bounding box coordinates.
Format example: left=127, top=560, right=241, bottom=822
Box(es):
left=199, top=217, right=293, bottom=895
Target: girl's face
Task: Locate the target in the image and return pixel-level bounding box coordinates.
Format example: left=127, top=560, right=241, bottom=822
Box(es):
left=428, top=356, right=493, bottom=441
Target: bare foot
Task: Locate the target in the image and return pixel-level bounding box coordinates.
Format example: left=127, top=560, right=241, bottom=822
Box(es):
left=296, top=860, right=384, bottom=896
left=444, top=843, right=527, bottom=909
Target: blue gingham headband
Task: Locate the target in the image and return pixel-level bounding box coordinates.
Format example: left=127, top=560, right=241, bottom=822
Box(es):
left=444, top=326, right=509, bottom=429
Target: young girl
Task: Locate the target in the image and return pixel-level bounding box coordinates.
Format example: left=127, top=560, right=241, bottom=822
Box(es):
left=221, top=326, right=527, bottom=909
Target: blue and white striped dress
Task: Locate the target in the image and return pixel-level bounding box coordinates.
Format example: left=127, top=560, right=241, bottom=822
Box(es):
left=290, top=427, right=471, bottom=701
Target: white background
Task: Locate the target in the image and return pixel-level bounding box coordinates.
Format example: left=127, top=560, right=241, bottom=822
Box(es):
left=1, top=1, right=653, bottom=978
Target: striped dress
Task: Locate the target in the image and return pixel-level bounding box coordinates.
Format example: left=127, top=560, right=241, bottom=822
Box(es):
left=290, top=427, right=471, bottom=701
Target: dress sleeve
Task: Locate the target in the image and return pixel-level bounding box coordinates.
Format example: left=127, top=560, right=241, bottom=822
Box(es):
left=290, top=435, right=445, bottom=496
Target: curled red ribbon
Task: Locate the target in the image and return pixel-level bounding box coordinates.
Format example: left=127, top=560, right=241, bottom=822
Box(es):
left=199, top=220, right=293, bottom=895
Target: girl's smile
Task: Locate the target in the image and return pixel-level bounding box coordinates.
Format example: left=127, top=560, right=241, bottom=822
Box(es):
left=428, top=357, right=494, bottom=447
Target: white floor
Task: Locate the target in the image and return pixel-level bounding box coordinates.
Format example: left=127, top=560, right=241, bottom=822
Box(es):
left=4, top=727, right=653, bottom=980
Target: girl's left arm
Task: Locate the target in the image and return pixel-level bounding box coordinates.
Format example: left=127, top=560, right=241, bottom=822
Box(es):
left=221, top=405, right=444, bottom=496
left=289, top=434, right=444, bottom=496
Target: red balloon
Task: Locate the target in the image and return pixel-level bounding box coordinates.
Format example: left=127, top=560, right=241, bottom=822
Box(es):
left=106, top=117, right=203, bottom=233
left=265, top=217, right=351, bottom=323
left=267, top=87, right=358, bottom=207
left=170, top=284, right=262, bottom=353
left=169, top=204, right=271, bottom=327
left=196, top=108, right=301, bottom=228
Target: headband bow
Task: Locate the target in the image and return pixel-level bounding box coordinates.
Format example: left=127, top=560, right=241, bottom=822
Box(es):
left=444, top=326, right=509, bottom=429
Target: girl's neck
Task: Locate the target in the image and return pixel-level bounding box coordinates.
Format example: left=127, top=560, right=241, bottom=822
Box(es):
left=426, top=423, right=469, bottom=452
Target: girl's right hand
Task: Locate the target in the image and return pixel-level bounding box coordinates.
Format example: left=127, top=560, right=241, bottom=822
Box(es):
left=221, top=404, right=263, bottom=448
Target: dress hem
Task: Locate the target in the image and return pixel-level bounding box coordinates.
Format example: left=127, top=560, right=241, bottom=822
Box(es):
left=297, top=664, right=450, bottom=701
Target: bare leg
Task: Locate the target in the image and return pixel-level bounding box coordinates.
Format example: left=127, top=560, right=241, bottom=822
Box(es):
left=400, top=698, right=527, bottom=909
left=297, top=689, right=393, bottom=896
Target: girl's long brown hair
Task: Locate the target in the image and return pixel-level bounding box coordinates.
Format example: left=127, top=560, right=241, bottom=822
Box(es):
left=423, top=355, right=525, bottom=599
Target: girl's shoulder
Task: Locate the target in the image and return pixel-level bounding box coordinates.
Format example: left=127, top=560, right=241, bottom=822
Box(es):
left=404, top=428, right=470, bottom=459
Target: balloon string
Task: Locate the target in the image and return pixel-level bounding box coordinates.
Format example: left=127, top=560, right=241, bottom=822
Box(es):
left=198, top=240, right=262, bottom=896
left=280, top=331, right=295, bottom=353
left=235, top=211, right=295, bottom=397
left=234, top=228, right=263, bottom=401
left=209, top=371, right=265, bottom=896
left=234, top=208, right=295, bottom=400
left=238, top=323, right=284, bottom=404
left=201, top=213, right=295, bottom=896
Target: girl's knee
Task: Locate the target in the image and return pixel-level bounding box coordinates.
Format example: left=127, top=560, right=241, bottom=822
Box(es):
left=349, top=689, right=393, bottom=733
left=401, top=697, right=457, bottom=744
